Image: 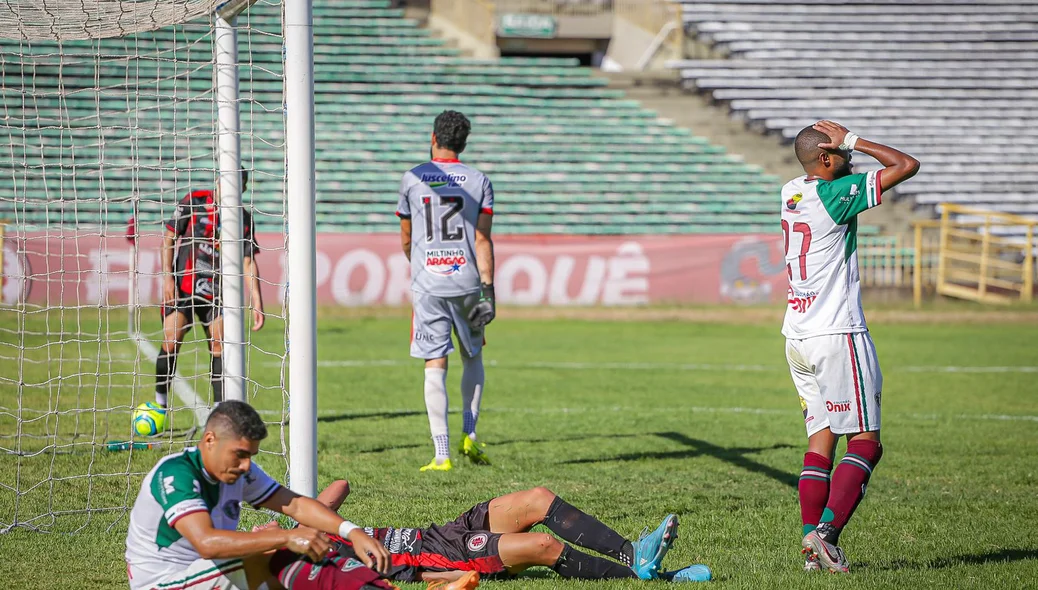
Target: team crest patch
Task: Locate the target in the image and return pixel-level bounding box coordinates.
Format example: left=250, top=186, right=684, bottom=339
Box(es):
left=467, top=533, right=489, bottom=553
left=875, top=391, right=882, bottom=407
left=786, top=193, right=802, bottom=210
left=425, top=248, right=467, bottom=276
left=222, top=500, right=241, bottom=521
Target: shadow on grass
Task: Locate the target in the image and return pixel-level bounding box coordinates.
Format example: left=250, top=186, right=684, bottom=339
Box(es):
left=317, top=410, right=424, bottom=424
left=862, top=548, right=1038, bottom=571
left=357, top=432, right=642, bottom=455
left=561, top=431, right=798, bottom=489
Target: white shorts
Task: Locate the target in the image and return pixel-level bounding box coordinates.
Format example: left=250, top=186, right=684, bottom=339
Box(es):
left=410, top=290, right=484, bottom=360
left=786, top=332, right=883, bottom=437
left=129, top=558, right=248, bottom=590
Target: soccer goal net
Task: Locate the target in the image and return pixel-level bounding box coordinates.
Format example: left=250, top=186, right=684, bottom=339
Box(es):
left=0, top=0, right=307, bottom=534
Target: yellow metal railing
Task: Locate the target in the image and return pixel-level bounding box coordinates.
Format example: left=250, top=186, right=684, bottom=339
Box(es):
left=921, top=205, right=1036, bottom=306
left=431, top=0, right=495, bottom=48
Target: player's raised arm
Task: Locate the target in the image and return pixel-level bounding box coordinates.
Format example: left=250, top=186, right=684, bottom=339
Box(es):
left=258, top=486, right=390, bottom=573
left=814, top=120, right=920, bottom=191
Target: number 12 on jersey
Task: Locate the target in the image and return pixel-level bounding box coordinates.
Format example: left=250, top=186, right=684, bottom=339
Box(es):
left=422, top=195, right=465, bottom=243
left=781, top=220, right=812, bottom=281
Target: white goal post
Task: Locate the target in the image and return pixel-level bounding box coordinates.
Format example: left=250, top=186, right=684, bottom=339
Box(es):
left=0, top=0, right=318, bottom=532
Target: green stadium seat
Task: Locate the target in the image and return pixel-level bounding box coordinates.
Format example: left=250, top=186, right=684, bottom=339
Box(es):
left=0, top=1, right=783, bottom=236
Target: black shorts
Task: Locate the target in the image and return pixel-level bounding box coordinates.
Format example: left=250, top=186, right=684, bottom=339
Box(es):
left=338, top=502, right=509, bottom=583
left=162, top=288, right=220, bottom=327
left=417, top=502, right=507, bottom=579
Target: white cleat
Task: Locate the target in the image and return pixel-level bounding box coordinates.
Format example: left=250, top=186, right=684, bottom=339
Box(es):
left=801, top=530, right=850, bottom=573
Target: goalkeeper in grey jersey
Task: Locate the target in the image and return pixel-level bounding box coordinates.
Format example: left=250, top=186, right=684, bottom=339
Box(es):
left=396, top=110, right=496, bottom=472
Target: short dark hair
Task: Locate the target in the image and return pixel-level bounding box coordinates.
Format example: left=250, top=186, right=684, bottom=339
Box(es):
left=794, top=126, right=833, bottom=167
left=241, top=170, right=249, bottom=186
left=433, top=110, right=471, bottom=153
left=205, top=400, right=267, bottom=441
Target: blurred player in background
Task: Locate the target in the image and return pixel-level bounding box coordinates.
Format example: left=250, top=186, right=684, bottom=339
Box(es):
left=397, top=111, right=496, bottom=471
left=782, top=121, right=919, bottom=572
left=156, top=170, right=265, bottom=414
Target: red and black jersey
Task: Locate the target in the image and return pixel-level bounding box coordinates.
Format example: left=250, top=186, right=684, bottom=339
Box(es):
left=165, top=189, right=259, bottom=299
left=332, top=503, right=507, bottom=582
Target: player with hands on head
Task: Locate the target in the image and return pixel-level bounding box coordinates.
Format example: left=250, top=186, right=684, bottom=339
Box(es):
left=125, top=401, right=391, bottom=590
left=397, top=110, right=496, bottom=472
left=781, top=120, right=919, bottom=573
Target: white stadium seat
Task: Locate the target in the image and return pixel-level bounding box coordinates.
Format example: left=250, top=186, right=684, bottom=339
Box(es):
left=673, top=0, right=1038, bottom=234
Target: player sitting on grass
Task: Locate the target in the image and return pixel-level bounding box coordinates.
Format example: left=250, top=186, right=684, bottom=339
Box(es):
left=125, top=401, right=391, bottom=590
left=256, top=480, right=711, bottom=587
left=781, top=121, right=919, bottom=573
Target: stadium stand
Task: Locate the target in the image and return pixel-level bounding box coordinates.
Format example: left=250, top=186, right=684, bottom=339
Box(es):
left=0, top=0, right=780, bottom=235
left=672, top=0, right=1038, bottom=234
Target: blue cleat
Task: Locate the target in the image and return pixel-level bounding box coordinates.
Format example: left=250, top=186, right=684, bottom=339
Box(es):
left=632, top=514, right=679, bottom=579
left=667, top=564, right=712, bottom=583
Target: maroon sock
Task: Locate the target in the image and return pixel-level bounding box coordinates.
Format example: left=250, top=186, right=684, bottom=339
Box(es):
left=798, top=452, right=832, bottom=536
left=269, top=549, right=396, bottom=590
left=818, top=440, right=883, bottom=543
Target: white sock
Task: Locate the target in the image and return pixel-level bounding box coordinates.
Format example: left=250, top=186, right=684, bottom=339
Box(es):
left=424, top=367, right=449, bottom=459
left=155, top=392, right=168, bottom=407
left=461, top=353, right=484, bottom=441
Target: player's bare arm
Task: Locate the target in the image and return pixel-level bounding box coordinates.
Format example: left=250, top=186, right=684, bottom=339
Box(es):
left=474, top=213, right=494, bottom=286
left=814, top=120, right=920, bottom=191
left=161, top=228, right=178, bottom=306
left=173, top=510, right=328, bottom=562
left=399, top=217, right=412, bottom=262
left=259, top=486, right=391, bottom=573
left=466, top=212, right=496, bottom=330
left=243, top=255, right=265, bottom=331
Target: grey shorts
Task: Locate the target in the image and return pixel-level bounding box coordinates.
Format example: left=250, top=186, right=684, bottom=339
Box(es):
left=410, top=290, right=484, bottom=360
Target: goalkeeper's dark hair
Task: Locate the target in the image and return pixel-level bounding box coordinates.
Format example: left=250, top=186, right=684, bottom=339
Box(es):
left=794, top=126, right=833, bottom=167
left=433, top=110, right=471, bottom=154
left=205, top=400, right=268, bottom=441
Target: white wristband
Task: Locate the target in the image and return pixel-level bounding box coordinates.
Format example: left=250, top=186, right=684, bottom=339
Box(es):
left=338, top=520, right=359, bottom=538
left=839, top=132, right=859, bottom=151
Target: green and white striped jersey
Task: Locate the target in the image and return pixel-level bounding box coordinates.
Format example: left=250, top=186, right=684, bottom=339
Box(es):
left=125, top=447, right=280, bottom=590
left=780, top=171, right=882, bottom=339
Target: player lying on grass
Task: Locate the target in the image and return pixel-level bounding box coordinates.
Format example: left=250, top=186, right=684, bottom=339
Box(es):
left=255, top=480, right=712, bottom=586
left=125, top=401, right=392, bottom=590
left=781, top=121, right=919, bottom=573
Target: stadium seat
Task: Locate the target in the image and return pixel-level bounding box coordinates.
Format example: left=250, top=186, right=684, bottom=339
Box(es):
left=672, top=0, right=1038, bottom=237
left=0, top=1, right=784, bottom=235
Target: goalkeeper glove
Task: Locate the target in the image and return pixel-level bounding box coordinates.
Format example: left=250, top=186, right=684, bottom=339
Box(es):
left=468, top=283, right=496, bottom=329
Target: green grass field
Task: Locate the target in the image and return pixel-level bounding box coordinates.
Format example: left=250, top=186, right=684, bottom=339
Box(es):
left=2, top=306, right=1037, bottom=589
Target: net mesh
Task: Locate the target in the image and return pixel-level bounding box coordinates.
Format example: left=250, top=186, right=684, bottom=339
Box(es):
left=0, top=0, right=288, bottom=533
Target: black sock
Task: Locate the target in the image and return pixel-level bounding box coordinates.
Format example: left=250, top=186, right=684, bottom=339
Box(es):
left=544, top=496, right=632, bottom=565
left=210, top=355, right=223, bottom=404
left=155, top=349, right=176, bottom=407
left=552, top=544, right=635, bottom=580
left=816, top=521, right=841, bottom=545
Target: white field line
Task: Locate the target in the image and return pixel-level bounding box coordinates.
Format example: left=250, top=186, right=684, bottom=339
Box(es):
left=261, top=358, right=1038, bottom=374
left=255, top=405, right=1038, bottom=423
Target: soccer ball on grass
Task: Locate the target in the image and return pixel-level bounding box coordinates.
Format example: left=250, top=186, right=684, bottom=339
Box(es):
left=132, top=402, right=167, bottom=435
